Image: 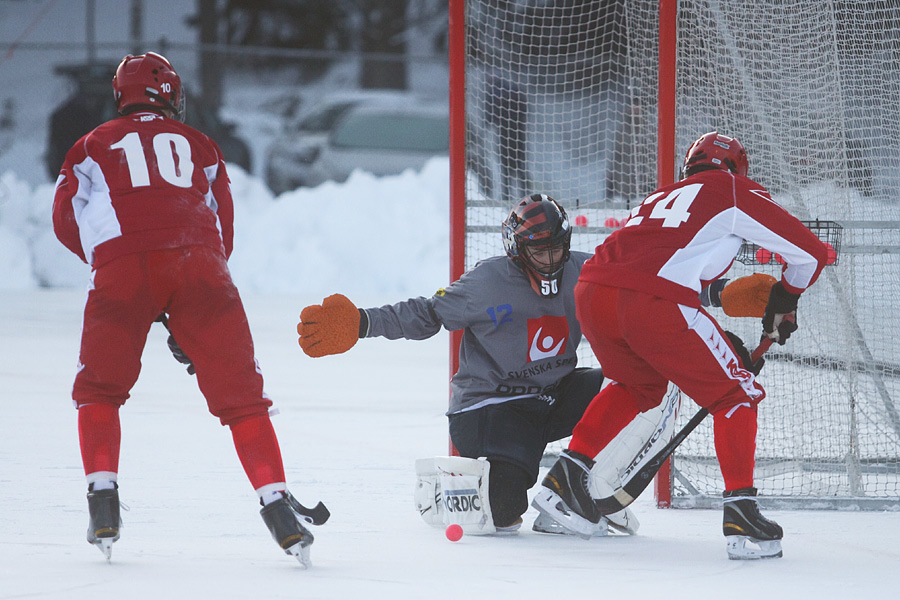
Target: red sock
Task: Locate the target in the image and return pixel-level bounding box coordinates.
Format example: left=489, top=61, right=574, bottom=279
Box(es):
left=713, top=403, right=758, bottom=491
left=78, top=403, right=121, bottom=475
left=230, top=415, right=286, bottom=490
left=568, top=383, right=642, bottom=458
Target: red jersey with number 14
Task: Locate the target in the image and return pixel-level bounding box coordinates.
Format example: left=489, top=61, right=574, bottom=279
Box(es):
left=580, top=169, right=828, bottom=307
left=52, top=111, right=234, bottom=268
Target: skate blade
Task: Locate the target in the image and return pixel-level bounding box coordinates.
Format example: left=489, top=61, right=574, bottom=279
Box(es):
left=531, top=488, right=602, bottom=540
left=726, top=536, right=783, bottom=560
left=606, top=508, right=640, bottom=536
left=287, top=542, right=311, bottom=568
left=93, top=538, right=114, bottom=561
left=533, top=512, right=608, bottom=537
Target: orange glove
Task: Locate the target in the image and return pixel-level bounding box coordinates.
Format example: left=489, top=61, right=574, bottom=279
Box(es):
left=297, top=294, right=361, bottom=358
left=720, top=273, right=777, bottom=318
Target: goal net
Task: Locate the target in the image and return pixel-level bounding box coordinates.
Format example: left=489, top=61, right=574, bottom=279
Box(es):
left=451, top=0, right=900, bottom=510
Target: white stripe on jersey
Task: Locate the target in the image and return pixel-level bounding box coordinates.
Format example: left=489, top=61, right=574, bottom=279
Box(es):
left=677, top=304, right=764, bottom=401
left=657, top=208, right=744, bottom=291
left=658, top=206, right=822, bottom=293
left=732, top=209, right=821, bottom=290
left=72, top=155, right=120, bottom=265
left=451, top=393, right=545, bottom=414
left=203, top=162, right=223, bottom=238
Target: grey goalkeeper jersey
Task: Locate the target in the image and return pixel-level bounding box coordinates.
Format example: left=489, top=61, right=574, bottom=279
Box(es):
left=362, top=252, right=592, bottom=415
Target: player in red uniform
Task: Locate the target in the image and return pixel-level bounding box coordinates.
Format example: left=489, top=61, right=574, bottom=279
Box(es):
left=52, top=52, right=327, bottom=565
left=532, top=132, right=829, bottom=559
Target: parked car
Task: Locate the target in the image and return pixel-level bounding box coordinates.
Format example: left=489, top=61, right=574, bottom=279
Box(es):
left=264, top=96, right=369, bottom=194
left=264, top=96, right=448, bottom=193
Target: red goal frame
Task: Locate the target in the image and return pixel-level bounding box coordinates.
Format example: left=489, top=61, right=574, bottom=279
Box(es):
left=447, top=0, right=679, bottom=508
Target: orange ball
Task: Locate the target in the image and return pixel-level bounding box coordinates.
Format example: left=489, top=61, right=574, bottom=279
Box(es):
left=755, top=248, right=771, bottom=264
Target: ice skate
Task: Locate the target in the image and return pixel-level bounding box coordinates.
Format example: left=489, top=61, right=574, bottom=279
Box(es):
left=723, top=487, right=783, bottom=560
left=86, top=486, right=121, bottom=560
left=531, top=450, right=603, bottom=540
left=260, top=492, right=329, bottom=568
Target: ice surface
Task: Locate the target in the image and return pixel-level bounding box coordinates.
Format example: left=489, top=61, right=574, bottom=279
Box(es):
left=1, top=289, right=897, bottom=599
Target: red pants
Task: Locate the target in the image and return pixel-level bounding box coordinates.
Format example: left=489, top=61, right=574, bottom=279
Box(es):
left=570, top=283, right=765, bottom=490
left=73, top=246, right=271, bottom=426
left=575, top=283, right=764, bottom=413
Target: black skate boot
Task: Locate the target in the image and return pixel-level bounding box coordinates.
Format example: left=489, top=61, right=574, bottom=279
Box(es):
left=531, top=450, right=605, bottom=539
left=86, top=485, right=121, bottom=560
left=723, top=487, right=783, bottom=559
left=260, top=492, right=329, bottom=568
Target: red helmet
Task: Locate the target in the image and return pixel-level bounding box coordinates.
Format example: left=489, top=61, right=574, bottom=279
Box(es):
left=112, top=52, right=184, bottom=120
left=682, top=131, right=748, bottom=178
left=502, top=194, right=572, bottom=297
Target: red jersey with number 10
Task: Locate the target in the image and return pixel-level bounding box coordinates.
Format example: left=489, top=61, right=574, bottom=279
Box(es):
left=580, top=169, right=828, bottom=307
left=52, top=111, right=234, bottom=268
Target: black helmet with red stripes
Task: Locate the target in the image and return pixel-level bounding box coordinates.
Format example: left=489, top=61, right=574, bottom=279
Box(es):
left=502, top=194, right=572, bottom=297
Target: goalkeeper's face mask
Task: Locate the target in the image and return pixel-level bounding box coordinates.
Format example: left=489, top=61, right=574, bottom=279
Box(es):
left=520, top=239, right=569, bottom=298
left=502, top=194, right=572, bottom=298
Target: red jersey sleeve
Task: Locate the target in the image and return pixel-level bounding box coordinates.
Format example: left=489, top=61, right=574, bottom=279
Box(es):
left=730, top=177, right=828, bottom=293
left=52, top=135, right=91, bottom=263
left=208, top=154, right=234, bottom=259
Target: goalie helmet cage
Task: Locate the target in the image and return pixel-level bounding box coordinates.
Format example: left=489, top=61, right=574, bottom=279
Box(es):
left=448, top=0, right=900, bottom=511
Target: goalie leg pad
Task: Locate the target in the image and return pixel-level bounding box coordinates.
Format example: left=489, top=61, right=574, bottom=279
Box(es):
left=415, top=456, right=496, bottom=535
left=590, top=382, right=680, bottom=501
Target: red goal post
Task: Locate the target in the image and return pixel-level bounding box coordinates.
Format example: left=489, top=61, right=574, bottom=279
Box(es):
left=449, top=0, right=900, bottom=511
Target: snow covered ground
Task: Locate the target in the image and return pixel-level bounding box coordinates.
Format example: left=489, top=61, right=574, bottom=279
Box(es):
left=1, top=2, right=897, bottom=598
left=1, top=288, right=899, bottom=600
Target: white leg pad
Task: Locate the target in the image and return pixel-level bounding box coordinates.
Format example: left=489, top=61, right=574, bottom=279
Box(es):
left=415, top=456, right=496, bottom=535
left=588, top=382, right=681, bottom=534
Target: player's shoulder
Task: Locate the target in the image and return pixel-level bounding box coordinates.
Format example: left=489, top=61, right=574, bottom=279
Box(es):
left=723, top=171, right=774, bottom=202
left=98, top=113, right=222, bottom=159
left=459, top=255, right=516, bottom=285
left=695, top=168, right=767, bottom=188
left=164, top=117, right=212, bottom=139
left=85, top=116, right=130, bottom=140
left=737, top=173, right=771, bottom=193
left=95, top=113, right=205, bottom=138
left=168, top=118, right=225, bottom=160
left=470, top=254, right=509, bottom=269
left=686, top=169, right=771, bottom=203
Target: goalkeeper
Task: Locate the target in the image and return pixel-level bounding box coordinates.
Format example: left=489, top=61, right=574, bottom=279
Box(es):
left=297, top=194, right=773, bottom=535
